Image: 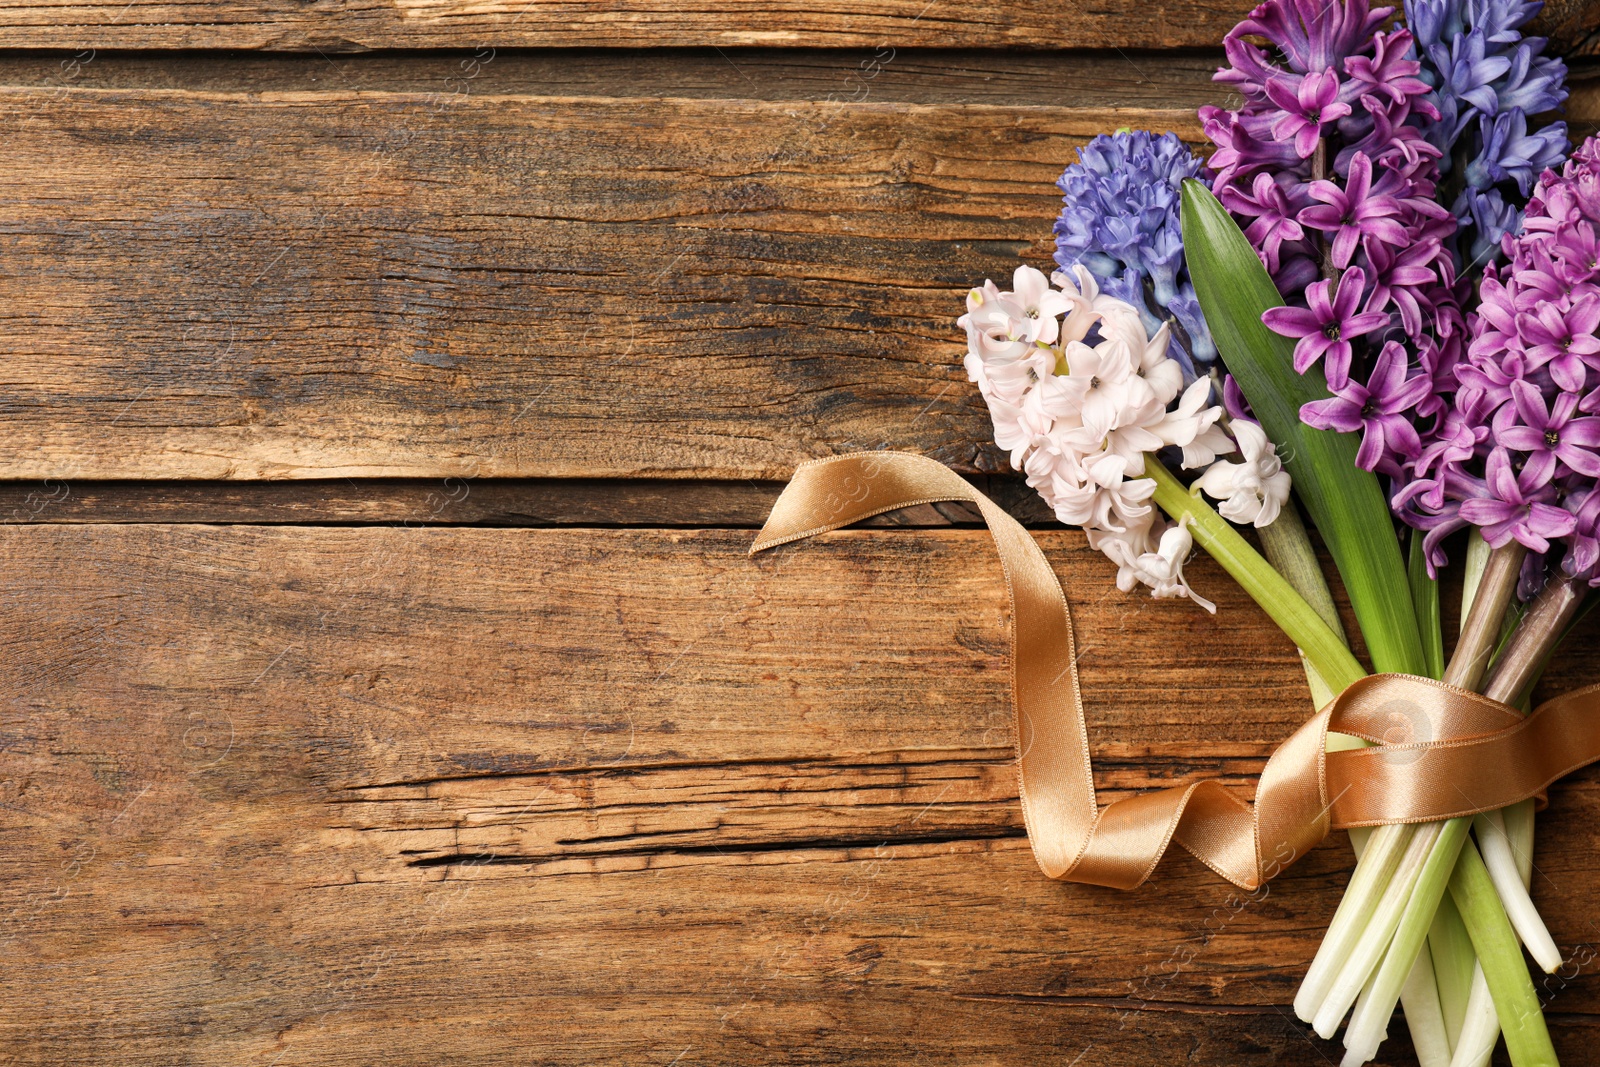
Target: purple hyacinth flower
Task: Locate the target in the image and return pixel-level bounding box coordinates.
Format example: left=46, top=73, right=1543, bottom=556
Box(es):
left=1514, top=293, right=1600, bottom=391
left=1223, top=374, right=1254, bottom=421
left=1225, top=171, right=1307, bottom=275
left=1458, top=447, right=1578, bottom=552
left=1364, top=234, right=1446, bottom=335
left=1265, top=70, right=1353, bottom=158
left=1497, top=44, right=1568, bottom=115
left=1200, top=106, right=1307, bottom=189
left=1209, top=0, right=1479, bottom=504
left=1232, top=0, right=1388, bottom=76
left=1299, top=153, right=1409, bottom=267
left=1454, top=349, right=1525, bottom=425
left=1343, top=28, right=1433, bottom=109
left=1472, top=0, right=1544, bottom=44
left=1261, top=266, right=1388, bottom=388
left=1459, top=187, right=1522, bottom=266
left=1546, top=224, right=1600, bottom=289
left=1301, top=340, right=1432, bottom=472
left=1435, top=31, right=1513, bottom=116
left=1406, top=0, right=1569, bottom=272
left=1467, top=110, right=1570, bottom=196
left=1053, top=129, right=1218, bottom=366
left=1497, top=380, right=1600, bottom=483
left=1406, top=407, right=1489, bottom=508
left=1405, top=0, right=1462, bottom=50
left=1562, top=487, right=1600, bottom=582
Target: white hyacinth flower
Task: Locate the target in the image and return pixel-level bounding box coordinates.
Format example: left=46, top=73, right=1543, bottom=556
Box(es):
left=1135, top=519, right=1215, bottom=613
left=1005, top=265, right=1073, bottom=345
left=1193, top=419, right=1292, bottom=528
left=1086, top=516, right=1214, bottom=614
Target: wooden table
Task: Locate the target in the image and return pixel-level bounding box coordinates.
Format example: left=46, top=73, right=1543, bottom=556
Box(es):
left=2, top=5, right=1599, bottom=1063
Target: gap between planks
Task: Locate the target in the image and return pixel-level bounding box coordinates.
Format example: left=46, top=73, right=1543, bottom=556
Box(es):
left=0, top=476, right=1054, bottom=527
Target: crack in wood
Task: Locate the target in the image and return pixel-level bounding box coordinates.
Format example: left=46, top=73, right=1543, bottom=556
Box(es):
left=405, top=827, right=1030, bottom=868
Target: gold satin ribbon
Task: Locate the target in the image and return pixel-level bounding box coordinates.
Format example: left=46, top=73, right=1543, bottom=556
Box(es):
left=752, top=451, right=1600, bottom=890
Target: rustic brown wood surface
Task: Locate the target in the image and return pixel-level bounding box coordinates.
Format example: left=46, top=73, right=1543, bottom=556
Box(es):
left=1, top=24, right=1598, bottom=1067
left=0, top=47, right=1237, bottom=106
left=0, top=476, right=1052, bottom=527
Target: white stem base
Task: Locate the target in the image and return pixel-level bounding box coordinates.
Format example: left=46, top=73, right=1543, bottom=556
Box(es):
left=1475, top=810, right=1560, bottom=973
left=1314, top=823, right=1442, bottom=1039
left=1448, top=966, right=1497, bottom=1067
left=1296, top=823, right=1412, bottom=1023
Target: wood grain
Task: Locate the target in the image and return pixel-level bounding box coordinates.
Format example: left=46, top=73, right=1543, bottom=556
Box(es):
left=5, top=38, right=1600, bottom=1067
left=2, top=524, right=1599, bottom=1064
left=0, top=90, right=1203, bottom=482
left=0, top=0, right=1595, bottom=54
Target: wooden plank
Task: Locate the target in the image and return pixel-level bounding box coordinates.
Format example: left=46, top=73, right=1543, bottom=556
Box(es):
left=0, top=47, right=1237, bottom=109
left=2, top=524, right=1599, bottom=1063
left=0, top=90, right=1204, bottom=482
left=0, top=1, right=1594, bottom=55
left=6, top=86, right=1596, bottom=484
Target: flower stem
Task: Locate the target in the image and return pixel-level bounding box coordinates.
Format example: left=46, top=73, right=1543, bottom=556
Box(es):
left=1147, top=459, right=1365, bottom=691
left=1398, top=946, right=1455, bottom=1067
left=1505, top=799, right=1536, bottom=886
left=1295, top=823, right=1412, bottom=1022
left=1430, top=893, right=1476, bottom=1044
left=1461, top=530, right=1492, bottom=634
left=1172, top=470, right=1452, bottom=1055
left=1311, top=137, right=1339, bottom=284
left=1452, top=800, right=1543, bottom=1066
left=1298, top=541, right=1526, bottom=1049
left=1445, top=542, right=1526, bottom=690
left=1426, top=562, right=1575, bottom=1067
left=1456, top=575, right=1589, bottom=991
left=1483, top=571, right=1589, bottom=708
left=1258, top=501, right=1351, bottom=707
left=1475, top=809, right=1560, bottom=973
left=1451, top=964, right=1499, bottom=1067
left=1449, top=843, right=1557, bottom=1066
left=1365, top=544, right=1554, bottom=1066
left=1258, top=501, right=1345, bottom=639
left=1410, top=529, right=1445, bottom=681
left=1257, top=503, right=1454, bottom=1054
left=1342, top=817, right=1470, bottom=1065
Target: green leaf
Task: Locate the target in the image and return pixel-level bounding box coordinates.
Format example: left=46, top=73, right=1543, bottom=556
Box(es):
left=1180, top=179, right=1426, bottom=676
left=1408, top=531, right=1445, bottom=681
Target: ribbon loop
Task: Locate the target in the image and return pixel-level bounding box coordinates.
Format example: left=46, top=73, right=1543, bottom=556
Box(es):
left=754, top=452, right=1600, bottom=890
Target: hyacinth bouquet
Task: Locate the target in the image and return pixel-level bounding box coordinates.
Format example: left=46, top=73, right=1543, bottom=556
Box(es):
left=957, top=1, right=1593, bottom=1064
